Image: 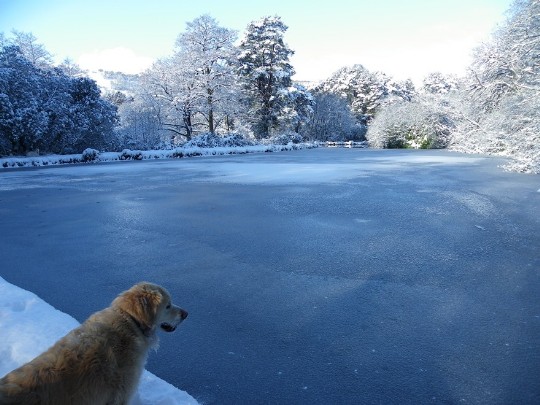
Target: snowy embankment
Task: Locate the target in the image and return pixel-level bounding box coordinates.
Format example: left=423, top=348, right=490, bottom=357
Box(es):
left=0, top=276, right=198, bottom=405
left=0, top=142, right=317, bottom=169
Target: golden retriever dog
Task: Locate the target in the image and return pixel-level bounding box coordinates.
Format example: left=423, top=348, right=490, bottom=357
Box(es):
left=0, top=282, right=188, bottom=405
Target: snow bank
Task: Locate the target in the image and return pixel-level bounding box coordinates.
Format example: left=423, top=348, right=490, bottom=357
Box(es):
left=0, top=276, right=198, bottom=405
left=0, top=142, right=317, bottom=169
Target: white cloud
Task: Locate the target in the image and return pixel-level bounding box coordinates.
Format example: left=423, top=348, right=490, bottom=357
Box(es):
left=77, top=47, right=154, bottom=74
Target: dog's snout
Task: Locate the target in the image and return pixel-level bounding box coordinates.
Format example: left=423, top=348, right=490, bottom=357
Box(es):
left=180, top=309, right=188, bottom=320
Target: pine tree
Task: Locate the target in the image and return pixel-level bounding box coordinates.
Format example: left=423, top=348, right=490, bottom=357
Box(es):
left=237, top=16, right=295, bottom=138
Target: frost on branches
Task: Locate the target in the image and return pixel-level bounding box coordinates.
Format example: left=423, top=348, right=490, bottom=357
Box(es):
left=365, top=0, right=540, bottom=173
left=451, top=0, right=540, bottom=173
left=366, top=73, right=459, bottom=150
left=316, top=65, right=414, bottom=126
left=143, top=15, right=240, bottom=142
left=314, top=65, right=415, bottom=142
left=133, top=15, right=312, bottom=145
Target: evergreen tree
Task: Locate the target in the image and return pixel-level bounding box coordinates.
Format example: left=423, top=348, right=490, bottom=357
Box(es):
left=237, top=16, right=295, bottom=138
left=280, top=83, right=314, bottom=134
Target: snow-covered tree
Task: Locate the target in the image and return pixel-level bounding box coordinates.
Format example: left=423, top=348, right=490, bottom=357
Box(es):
left=175, top=15, right=239, bottom=134
left=300, top=87, right=363, bottom=141
left=8, top=30, right=53, bottom=69
left=144, top=15, right=241, bottom=141
left=0, top=43, right=117, bottom=155
left=276, top=83, right=314, bottom=134
left=367, top=96, right=456, bottom=149
left=422, top=72, right=459, bottom=95
left=451, top=0, right=540, bottom=172
left=58, top=58, right=85, bottom=77
left=115, top=94, right=162, bottom=150
left=0, top=33, right=7, bottom=49
left=57, top=76, right=118, bottom=152
left=237, top=16, right=296, bottom=138
left=385, top=78, right=416, bottom=103
left=0, top=45, right=48, bottom=154
left=316, top=65, right=414, bottom=132
left=468, top=0, right=539, bottom=112
left=301, top=91, right=360, bottom=141
left=145, top=55, right=199, bottom=141
left=100, top=72, right=165, bottom=150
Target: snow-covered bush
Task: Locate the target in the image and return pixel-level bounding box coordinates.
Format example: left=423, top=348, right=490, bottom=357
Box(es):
left=367, top=98, right=454, bottom=149
left=0, top=44, right=118, bottom=156
left=81, top=148, right=100, bottom=162
left=183, top=133, right=254, bottom=148
left=119, top=149, right=144, bottom=160
left=268, top=132, right=304, bottom=145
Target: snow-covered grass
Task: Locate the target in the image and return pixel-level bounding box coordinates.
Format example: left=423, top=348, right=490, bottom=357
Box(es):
left=0, top=142, right=317, bottom=169
left=0, top=276, right=198, bottom=405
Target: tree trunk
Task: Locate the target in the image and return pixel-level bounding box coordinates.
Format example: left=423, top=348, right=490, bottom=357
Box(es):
left=208, top=108, right=214, bottom=134
left=183, top=107, right=192, bottom=140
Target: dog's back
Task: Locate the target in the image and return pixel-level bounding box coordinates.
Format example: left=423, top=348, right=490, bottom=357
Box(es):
left=0, top=307, right=148, bottom=405
left=0, top=282, right=187, bottom=405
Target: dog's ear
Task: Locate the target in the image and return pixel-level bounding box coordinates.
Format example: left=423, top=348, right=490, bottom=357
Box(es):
left=113, top=283, right=163, bottom=333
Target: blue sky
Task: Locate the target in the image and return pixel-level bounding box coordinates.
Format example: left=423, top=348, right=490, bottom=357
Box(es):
left=1, top=0, right=513, bottom=83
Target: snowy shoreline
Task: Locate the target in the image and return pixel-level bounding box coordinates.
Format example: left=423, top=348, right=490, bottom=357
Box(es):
left=0, top=143, right=317, bottom=169
left=0, top=276, right=198, bottom=405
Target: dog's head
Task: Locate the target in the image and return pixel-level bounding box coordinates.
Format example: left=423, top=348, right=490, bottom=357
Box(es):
left=113, top=282, right=188, bottom=335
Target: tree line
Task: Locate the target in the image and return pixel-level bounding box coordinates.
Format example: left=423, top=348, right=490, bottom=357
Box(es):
left=1, top=0, right=538, bottom=172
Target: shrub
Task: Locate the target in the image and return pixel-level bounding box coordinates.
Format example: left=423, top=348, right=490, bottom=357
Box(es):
left=119, top=149, right=143, bottom=160
left=367, top=99, right=454, bottom=149
left=183, top=133, right=254, bottom=148
left=268, top=132, right=304, bottom=145
left=81, top=148, right=100, bottom=162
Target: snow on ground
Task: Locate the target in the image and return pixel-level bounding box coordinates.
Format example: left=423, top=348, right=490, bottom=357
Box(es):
left=0, top=143, right=315, bottom=169
left=0, top=276, right=198, bottom=405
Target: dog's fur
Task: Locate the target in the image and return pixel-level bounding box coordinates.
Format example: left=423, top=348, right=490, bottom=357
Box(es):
left=0, top=282, right=188, bottom=405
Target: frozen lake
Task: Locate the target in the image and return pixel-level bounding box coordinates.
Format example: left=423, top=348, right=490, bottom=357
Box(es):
left=1, top=148, right=539, bottom=404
